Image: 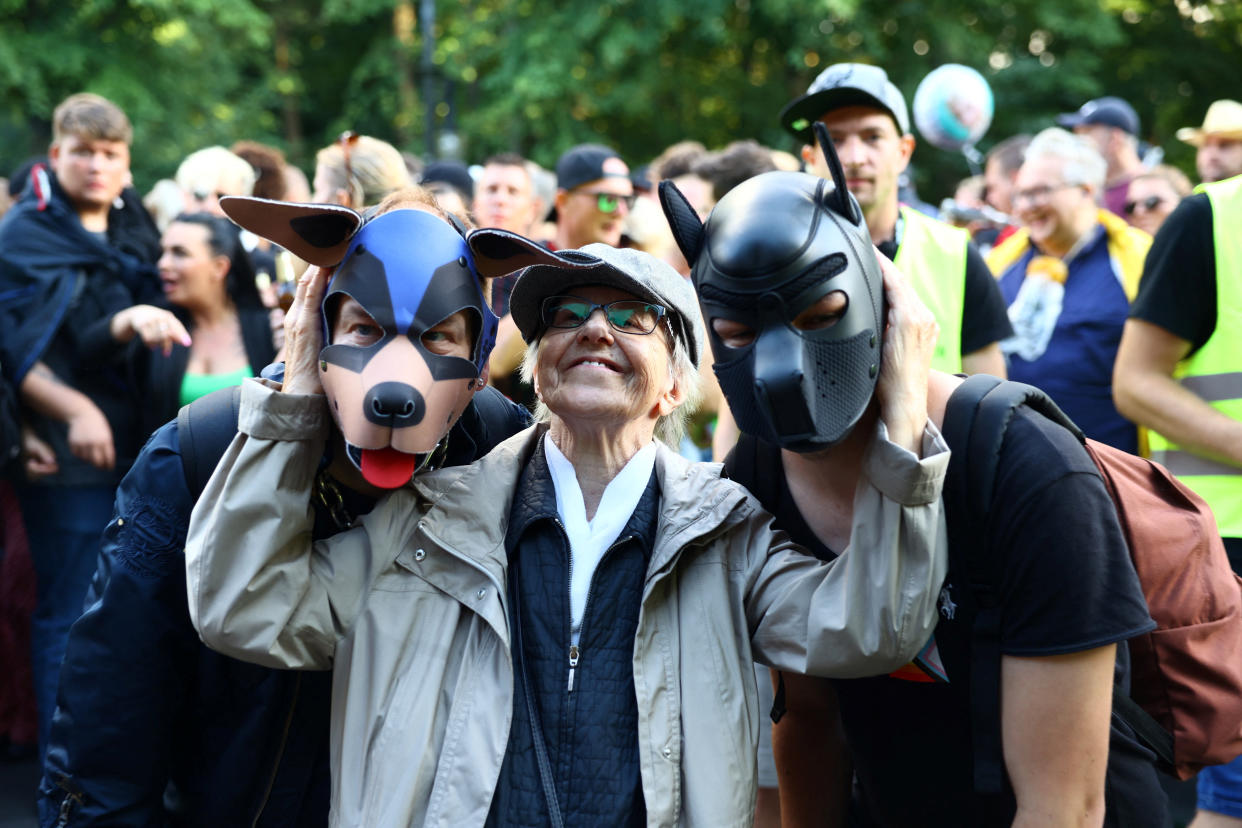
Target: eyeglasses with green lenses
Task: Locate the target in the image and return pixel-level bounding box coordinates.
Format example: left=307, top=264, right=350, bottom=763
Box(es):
left=542, top=296, right=667, bottom=335
left=574, top=190, right=637, bottom=214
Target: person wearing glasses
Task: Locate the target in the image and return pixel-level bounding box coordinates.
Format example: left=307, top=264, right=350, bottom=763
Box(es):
left=551, top=143, right=636, bottom=249
left=185, top=231, right=950, bottom=826
left=987, top=127, right=1151, bottom=453
left=1123, top=164, right=1192, bottom=238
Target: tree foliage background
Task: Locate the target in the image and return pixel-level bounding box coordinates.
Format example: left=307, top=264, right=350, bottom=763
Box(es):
left=0, top=0, right=1237, bottom=199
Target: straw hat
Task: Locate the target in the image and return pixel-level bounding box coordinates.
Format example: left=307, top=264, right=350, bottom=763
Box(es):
left=1177, top=100, right=1242, bottom=147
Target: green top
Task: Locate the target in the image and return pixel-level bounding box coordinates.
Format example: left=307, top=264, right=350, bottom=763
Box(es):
left=179, top=365, right=254, bottom=408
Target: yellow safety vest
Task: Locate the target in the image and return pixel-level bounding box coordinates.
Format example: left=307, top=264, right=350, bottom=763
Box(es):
left=1147, top=174, right=1242, bottom=538
left=893, top=206, right=968, bottom=374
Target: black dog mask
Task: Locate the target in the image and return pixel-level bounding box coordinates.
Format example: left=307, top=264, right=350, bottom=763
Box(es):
left=659, top=124, right=885, bottom=451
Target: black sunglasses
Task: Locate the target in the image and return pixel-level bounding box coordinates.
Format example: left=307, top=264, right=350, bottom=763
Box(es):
left=1124, top=194, right=1166, bottom=216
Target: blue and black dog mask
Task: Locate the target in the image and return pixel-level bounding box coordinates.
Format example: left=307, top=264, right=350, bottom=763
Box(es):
left=220, top=196, right=499, bottom=488
left=658, top=124, right=885, bottom=452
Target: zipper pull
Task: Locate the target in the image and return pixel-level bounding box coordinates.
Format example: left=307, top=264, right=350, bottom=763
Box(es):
left=568, top=644, right=580, bottom=693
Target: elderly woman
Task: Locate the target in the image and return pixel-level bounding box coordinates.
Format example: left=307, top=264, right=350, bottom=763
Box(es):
left=185, top=237, right=948, bottom=827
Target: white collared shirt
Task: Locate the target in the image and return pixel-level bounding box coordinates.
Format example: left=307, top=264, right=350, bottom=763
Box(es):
left=543, top=433, right=657, bottom=645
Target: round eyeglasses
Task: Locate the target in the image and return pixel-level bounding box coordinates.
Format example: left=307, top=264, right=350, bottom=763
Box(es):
left=541, top=295, right=667, bottom=335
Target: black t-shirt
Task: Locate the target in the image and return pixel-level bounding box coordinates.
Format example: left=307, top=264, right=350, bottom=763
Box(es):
left=881, top=237, right=1014, bottom=357
left=725, top=410, right=1161, bottom=827
left=1129, top=193, right=1216, bottom=354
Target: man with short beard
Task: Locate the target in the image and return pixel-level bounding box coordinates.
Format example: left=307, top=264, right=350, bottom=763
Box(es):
left=780, top=62, right=1011, bottom=379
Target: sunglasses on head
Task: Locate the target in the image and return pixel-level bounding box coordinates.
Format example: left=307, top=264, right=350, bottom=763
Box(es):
left=1124, top=194, right=1166, bottom=215
left=542, top=296, right=666, bottom=335
left=339, top=130, right=360, bottom=192
left=574, top=189, right=636, bottom=214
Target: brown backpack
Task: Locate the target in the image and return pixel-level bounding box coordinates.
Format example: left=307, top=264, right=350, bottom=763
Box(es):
left=945, top=375, right=1242, bottom=785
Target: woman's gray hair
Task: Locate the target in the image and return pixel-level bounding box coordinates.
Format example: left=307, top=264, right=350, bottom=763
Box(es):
left=1025, top=127, right=1107, bottom=192
left=519, top=320, right=703, bottom=448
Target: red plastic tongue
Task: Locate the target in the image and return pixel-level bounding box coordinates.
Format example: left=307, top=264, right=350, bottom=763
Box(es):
left=359, top=447, right=418, bottom=489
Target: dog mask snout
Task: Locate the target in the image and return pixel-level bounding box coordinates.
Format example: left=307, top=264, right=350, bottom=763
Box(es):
left=364, top=382, right=425, bottom=427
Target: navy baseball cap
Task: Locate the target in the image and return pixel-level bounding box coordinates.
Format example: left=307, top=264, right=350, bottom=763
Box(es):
left=780, top=63, right=910, bottom=142
left=1056, top=97, right=1139, bottom=136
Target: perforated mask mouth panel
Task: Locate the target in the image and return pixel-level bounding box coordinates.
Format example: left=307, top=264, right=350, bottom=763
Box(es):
left=713, top=328, right=877, bottom=449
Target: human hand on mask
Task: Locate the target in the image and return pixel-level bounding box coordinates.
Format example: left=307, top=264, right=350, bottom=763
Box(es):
left=874, top=248, right=938, bottom=454
left=281, top=265, right=331, bottom=396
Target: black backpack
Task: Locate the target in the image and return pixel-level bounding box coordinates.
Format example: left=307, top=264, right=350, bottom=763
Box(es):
left=944, top=374, right=1242, bottom=792
left=177, top=385, right=244, bottom=498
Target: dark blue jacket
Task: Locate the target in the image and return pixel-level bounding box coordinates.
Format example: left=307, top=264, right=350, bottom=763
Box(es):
left=487, top=441, right=658, bottom=828
left=38, top=384, right=530, bottom=827
left=0, top=167, right=162, bottom=485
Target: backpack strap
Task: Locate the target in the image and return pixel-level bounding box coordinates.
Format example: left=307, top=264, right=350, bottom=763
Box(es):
left=944, top=376, right=1097, bottom=797
left=944, top=375, right=1007, bottom=796
left=177, top=385, right=244, bottom=499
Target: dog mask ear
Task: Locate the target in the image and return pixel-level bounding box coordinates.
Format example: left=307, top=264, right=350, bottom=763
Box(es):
left=812, top=122, right=860, bottom=226
left=466, top=227, right=596, bottom=280
left=219, top=196, right=363, bottom=267
left=658, top=180, right=706, bottom=266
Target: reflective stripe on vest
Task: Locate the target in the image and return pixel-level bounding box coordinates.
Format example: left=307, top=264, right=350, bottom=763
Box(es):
left=1146, top=174, right=1242, bottom=537
left=893, top=206, right=968, bottom=373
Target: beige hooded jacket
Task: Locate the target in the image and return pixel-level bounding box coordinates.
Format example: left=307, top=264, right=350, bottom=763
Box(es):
left=186, top=378, right=949, bottom=827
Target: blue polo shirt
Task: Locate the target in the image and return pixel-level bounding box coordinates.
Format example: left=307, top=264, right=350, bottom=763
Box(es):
left=998, top=226, right=1137, bottom=454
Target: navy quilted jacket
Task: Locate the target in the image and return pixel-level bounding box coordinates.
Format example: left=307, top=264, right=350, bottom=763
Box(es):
left=487, top=441, right=658, bottom=828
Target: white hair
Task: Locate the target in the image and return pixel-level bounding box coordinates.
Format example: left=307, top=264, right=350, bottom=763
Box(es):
left=519, top=321, right=703, bottom=448
left=1024, top=127, right=1107, bottom=192
left=175, top=146, right=256, bottom=199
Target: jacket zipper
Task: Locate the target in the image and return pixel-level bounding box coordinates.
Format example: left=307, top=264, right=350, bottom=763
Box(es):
left=53, top=783, right=83, bottom=828
left=568, top=534, right=634, bottom=693
left=567, top=644, right=580, bottom=692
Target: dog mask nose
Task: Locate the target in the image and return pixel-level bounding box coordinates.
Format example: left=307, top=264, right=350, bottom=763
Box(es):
left=364, top=382, right=425, bottom=427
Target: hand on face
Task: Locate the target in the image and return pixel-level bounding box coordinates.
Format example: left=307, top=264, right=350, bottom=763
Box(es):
left=282, top=265, right=331, bottom=395
left=873, top=248, right=936, bottom=453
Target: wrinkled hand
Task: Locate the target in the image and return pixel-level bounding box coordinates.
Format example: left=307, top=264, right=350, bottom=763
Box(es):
left=281, top=266, right=331, bottom=395
left=67, top=401, right=115, bottom=470
left=21, top=424, right=58, bottom=480
left=114, top=305, right=192, bottom=357
left=874, top=248, right=938, bottom=454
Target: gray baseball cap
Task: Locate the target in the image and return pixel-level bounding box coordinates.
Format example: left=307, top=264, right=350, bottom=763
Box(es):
left=780, top=63, right=910, bottom=142
left=467, top=228, right=703, bottom=367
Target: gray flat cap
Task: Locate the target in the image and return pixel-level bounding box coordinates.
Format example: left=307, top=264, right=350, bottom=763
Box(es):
left=468, top=229, right=703, bottom=367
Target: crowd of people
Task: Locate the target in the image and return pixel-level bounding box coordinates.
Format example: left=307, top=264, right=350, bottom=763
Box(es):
left=0, top=57, right=1239, bottom=827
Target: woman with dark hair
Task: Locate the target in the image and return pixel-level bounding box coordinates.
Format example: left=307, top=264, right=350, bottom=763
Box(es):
left=110, top=211, right=276, bottom=438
